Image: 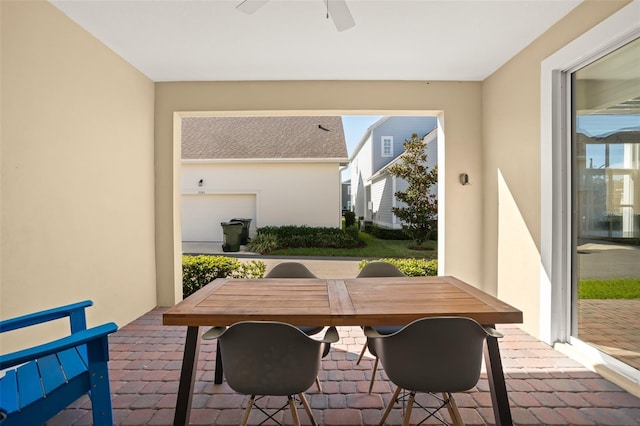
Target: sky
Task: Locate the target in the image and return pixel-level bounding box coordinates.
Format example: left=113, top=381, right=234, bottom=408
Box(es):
left=578, top=114, right=640, bottom=169
left=577, top=114, right=640, bottom=137
left=341, top=115, right=382, bottom=181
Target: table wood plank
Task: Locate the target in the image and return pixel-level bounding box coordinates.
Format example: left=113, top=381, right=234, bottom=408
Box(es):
left=163, top=275, right=522, bottom=327
left=164, top=278, right=335, bottom=326
left=327, top=279, right=355, bottom=324
left=342, top=276, right=522, bottom=325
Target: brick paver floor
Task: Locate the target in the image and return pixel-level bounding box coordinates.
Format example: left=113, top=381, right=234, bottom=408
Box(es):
left=578, top=299, right=640, bottom=371
left=47, top=307, right=640, bottom=425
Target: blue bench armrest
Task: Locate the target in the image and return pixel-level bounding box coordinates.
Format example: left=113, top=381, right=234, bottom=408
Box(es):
left=0, top=300, right=93, bottom=333
left=0, top=301, right=117, bottom=426
left=0, top=322, right=117, bottom=370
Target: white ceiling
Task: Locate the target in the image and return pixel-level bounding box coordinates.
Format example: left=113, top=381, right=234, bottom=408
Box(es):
left=50, top=0, right=582, bottom=82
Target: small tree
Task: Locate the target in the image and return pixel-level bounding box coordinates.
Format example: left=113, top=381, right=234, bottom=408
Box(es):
left=388, top=133, right=437, bottom=247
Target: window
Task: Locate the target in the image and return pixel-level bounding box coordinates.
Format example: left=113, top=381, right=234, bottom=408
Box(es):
left=347, top=185, right=351, bottom=195
left=541, top=0, right=639, bottom=382
left=571, top=37, right=640, bottom=371
left=382, top=136, right=393, bottom=157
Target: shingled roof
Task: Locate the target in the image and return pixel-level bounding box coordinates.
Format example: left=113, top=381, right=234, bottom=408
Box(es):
left=182, top=116, right=348, bottom=160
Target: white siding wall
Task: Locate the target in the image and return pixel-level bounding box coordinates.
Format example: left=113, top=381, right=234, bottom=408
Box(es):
left=370, top=178, right=384, bottom=223
left=182, top=194, right=256, bottom=241
left=371, top=176, right=397, bottom=228
left=182, top=162, right=342, bottom=240
left=351, top=136, right=373, bottom=218
left=425, top=137, right=438, bottom=202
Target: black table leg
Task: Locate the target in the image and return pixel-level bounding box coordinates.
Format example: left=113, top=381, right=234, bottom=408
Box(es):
left=173, top=326, right=201, bottom=426
left=483, top=325, right=513, bottom=426
left=214, top=341, right=224, bottom=384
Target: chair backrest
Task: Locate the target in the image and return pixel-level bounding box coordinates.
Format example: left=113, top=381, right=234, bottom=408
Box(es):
left=371, top=317, right=489, bottom=393
left=217, top=321, right=323, bottom=396
left=0, top=301, right=116, bottom=426
left=357, top=262, right=406, bottom=278
left=265, top=262, right=317, bottom=278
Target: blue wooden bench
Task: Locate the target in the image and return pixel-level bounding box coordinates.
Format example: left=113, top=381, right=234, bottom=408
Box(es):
left=0, top=300, right=117, bottom=425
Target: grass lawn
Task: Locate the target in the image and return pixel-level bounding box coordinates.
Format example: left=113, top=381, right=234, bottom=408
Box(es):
left=270, top=232, right=437, bottom=259
left=578, top=278, right=640, bottom=299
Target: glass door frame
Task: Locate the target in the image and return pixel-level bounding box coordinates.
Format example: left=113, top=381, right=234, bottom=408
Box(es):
left=568, top=38, right=640, bottom=378
left=568, top=37, right=640, bottom=376
left=540, top=1, right=640, bottom=385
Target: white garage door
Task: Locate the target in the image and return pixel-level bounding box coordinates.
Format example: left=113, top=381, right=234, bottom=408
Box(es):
left=182, top=194, right=256, bottom=242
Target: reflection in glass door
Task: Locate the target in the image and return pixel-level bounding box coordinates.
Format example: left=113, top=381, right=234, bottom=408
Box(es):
left=572, top=37, right=640, bottom=371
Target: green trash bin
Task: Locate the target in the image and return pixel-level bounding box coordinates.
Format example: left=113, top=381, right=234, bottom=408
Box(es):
left=231, top=218, right=252, bottom=245
left=221, top=221, right=243, bottom=252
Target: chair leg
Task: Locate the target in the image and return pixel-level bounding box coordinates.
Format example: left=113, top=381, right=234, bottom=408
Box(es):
left=298, top=393, right=317, bottom=426
left=368, top=357, right=379, bottom=394
left=87, top=337, right=114, bottom=426
left=315, top=376, right=322, bottom=393
left=378, top=386, right=402, bottom=426
left=444, top=392, right=464, bottom=426
left=240, top=395, right=255, bottom=426
left=356, top=342, right=368, bottom=364
left=288, top=396, right=301, bottom=426
left=402, top=392, right=416, bottom=426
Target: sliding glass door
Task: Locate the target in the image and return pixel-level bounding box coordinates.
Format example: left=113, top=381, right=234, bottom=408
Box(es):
left=572, top=37, right=640, bottom=370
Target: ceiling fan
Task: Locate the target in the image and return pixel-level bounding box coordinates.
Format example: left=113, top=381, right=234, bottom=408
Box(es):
left=236, top=0, right=355, bottom=32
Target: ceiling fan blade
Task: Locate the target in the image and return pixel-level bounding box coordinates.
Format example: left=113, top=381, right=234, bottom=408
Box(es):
left=328, top=0, right=355, bottom=32
left=236, top=0, right=269, bottom=14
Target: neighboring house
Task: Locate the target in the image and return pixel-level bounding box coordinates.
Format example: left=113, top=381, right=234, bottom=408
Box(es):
left=350, top=116, right=438, bottom=229
left=341, top=179, right=351, bottom=214
left=181, top=116, right=348, bottom=242
left=369, top=129, right=438, bottom=229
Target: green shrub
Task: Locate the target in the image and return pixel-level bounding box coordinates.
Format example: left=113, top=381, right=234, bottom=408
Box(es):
left=343, top=211, right=356, bottom=227
left=234, top=261, right=266, bottom=279
left=364, top=224, right=411, bottom=240
left=255, top=225, right=361, bottom=249
left=344, top=224, right=360, bottom=241
left=362, top=222, right=437, bottom=242
left=361, top=221, right=373, bottom=233
left=182, top=255, right=266, bottom=297
left=359, top=258, right=438, bottom=277
left=246, top=233, right=279, bottom=254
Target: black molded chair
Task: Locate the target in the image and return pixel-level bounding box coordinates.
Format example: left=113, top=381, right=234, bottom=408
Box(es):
left=356, top=261, right=406, bottom=279
left=203, top=322, right=339, bottom=426
left=265, top=261, right=318, bottom=279
left=355, top=262, right=407, bottom=394
left=365, top=317, right=503, bottom=426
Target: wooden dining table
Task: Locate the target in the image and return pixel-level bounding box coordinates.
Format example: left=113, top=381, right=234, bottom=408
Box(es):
left=163, top=275, right=523, bottom=426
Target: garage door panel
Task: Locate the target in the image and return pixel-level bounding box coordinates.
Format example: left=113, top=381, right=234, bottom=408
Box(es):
left=182, top=194, right=255, bottom=242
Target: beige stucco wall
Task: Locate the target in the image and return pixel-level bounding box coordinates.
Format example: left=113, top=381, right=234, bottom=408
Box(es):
left=155, top=83, right=483, bottom=306
left=481, top=0, right=630, bottom=337
left=1, top=1, right=156, bottom=351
